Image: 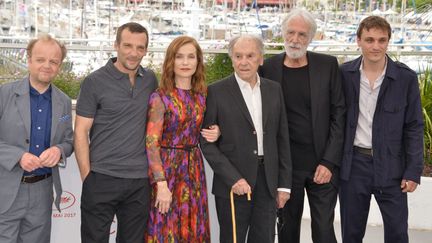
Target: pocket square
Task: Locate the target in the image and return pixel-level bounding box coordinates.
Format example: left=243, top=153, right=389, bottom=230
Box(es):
left=59, top=114, right=71, bottom=122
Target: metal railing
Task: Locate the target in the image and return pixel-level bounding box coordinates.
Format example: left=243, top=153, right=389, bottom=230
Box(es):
left=1, top=40, right=431, bottom=84
left=1, top=39, right=432, bottom=55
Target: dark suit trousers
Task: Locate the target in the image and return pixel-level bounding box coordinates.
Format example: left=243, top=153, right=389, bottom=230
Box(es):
left=279, top=170, right=338, bottom=243
left=339, top=151, right=408, bottom=243
left=215, top=164, right=277, bottom=243
left=81, top=171, right=150, bottom=243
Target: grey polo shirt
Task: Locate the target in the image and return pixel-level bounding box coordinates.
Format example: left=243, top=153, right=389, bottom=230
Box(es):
left=76, top=58, right=158, bottom=178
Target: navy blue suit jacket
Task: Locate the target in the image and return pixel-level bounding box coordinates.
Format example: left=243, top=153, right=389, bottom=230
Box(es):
left=340, top=56, right=424, bottom=186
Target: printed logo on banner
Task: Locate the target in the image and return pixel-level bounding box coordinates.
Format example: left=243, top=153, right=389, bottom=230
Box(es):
left=52, top=191, right=78, bottom=218
left=59, top=191, right=76, bottom=210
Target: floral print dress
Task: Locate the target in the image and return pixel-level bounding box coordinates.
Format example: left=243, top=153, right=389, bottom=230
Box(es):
left=145, top=88, right=210, bottom=243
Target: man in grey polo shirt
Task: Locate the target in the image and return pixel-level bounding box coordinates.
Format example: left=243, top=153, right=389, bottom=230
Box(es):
left=74, top=22, right=158, bottom=243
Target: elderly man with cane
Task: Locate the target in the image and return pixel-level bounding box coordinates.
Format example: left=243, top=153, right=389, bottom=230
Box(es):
left=201, top=34, right=292, bottom=243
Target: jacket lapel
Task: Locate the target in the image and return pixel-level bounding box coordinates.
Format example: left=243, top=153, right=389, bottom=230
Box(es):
left=274, top=53, right=285, bottom=85
left=348, top=57, right=362, bottom=105
left=50, top=88, right=64, bottom=211
left=377, top=56, right=397, bottom=103
left=260, top=78, right=270, bottom=128
left=15, top=79, right=31, bottom=137
left=50, top=87, right=62, bottom=142
left=226, top=75, right=255, bottom=128
left=307, top=52, right=320, bottom=130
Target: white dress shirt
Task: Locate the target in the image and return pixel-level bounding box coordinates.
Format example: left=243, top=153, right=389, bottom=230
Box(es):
left=354, top=58, right=387, bottom=148
left=235, top=73, right=264, bottom=156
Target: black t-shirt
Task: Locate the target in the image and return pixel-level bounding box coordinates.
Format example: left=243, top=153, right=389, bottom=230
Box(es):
left=282, top=64, right=318, bottom=171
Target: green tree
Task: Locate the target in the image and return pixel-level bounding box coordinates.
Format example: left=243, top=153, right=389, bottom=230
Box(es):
left=52, top=71, right=83, bottom=99
left=419, top=67, right=432, bottom=165
left=205, top=53, right=233, bottom=85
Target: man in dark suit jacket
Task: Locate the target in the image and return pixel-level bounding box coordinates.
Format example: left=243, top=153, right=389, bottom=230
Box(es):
left=201, top=35, right=292, bottom=243
left=0, top=34, right=73, bottom=243
left=259, top=9, right=345, bottom=243
left=339, top=16, right=423, bottom=243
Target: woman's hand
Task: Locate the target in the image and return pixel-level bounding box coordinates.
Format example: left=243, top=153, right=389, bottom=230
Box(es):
left=201, top=125, right=221, bottom=142
left=155, top=181, right=172, bottom=214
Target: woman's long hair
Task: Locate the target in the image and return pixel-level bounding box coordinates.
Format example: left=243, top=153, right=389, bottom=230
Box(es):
left=159, top=36, right=206, bottom=94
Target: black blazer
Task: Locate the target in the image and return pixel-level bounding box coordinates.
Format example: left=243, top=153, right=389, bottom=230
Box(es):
left=340, top=56, right=424, bottom=186
left=200, top=74, right=292, bottom=198
left=259, top=52, right=346, bottom=169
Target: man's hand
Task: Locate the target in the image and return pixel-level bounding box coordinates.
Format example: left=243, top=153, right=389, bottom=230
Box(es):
left=231, top=178, right=251, bottom=196
left=80, top=169, right=91, bottom=182
left=201, top=125, right=221, bottom=142
left=276, top=191, right=290, bottom=208
left=313, top=164, right=332, bottom=184
left=401, top=179, right=418, bottom=193
left=19, top=152, right=42, bottom=172
left=39, top=146, right=61, bottom=167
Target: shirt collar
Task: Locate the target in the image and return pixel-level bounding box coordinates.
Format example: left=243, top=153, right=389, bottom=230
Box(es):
left=29, top=83, right=52, bottom=101
left=234, top=72, right=261, bottom=90
left=108, top=57, right=144, bottom=79
left=359, top=56, right=388, bottom=79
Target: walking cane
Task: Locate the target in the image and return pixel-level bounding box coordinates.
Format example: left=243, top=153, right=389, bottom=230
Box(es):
left=230, top=190, right=251, bottom=243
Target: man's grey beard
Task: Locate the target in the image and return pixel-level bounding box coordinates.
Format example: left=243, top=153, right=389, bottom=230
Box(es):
left=284, top=42, right=307, bottom=59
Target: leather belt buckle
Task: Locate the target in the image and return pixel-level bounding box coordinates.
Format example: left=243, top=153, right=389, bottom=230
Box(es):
left=354, top=146, right=373, bottom=156
left=257, top=155, right=264, bottom=165
left=21, top=173, right=52, bottom=183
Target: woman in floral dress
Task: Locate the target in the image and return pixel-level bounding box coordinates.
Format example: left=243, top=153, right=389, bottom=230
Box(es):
left=145, top=36, right=219, bottom=243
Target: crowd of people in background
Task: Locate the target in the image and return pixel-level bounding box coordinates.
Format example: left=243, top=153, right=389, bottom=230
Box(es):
left=0, top=8, right=424, bottom=243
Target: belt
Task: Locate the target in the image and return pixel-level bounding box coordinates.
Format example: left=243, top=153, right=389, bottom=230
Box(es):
left=160, top=144, right=198, bottom=162
left=258, top=155, right=264, bottom=165
left=160, top=144, right=198, bottom=152
left=21, top=173, right=52, bottom=183
left=354, top=146, right=373, bottom=156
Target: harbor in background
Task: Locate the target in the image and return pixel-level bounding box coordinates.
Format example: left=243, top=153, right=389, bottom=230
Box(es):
left=0, top=0, right=431, bottom=75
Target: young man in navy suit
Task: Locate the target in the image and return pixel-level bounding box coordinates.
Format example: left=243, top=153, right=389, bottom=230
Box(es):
left=339, top=16, right=424, bottom=243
